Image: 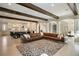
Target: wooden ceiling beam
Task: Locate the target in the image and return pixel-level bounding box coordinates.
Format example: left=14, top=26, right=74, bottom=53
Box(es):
left=67, top=3, right=78, bottom=15
left=17, top=3, right=59, bottom=19
left=0, top=15, right=38, bottom=23
left=0, top=7, right=48, bottom=21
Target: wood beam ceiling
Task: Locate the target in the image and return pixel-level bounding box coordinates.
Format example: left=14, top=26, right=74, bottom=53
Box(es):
left=17, top=3, right=59, bottom=19
left=67, top=3, right=78, bottom=15
left=0, top=7, right=48, bottom=21
left=0, top=15, right=38, bottom=23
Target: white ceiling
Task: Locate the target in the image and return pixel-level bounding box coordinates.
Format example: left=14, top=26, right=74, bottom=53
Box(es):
left=76, top=3, right=79, bottom=12
left=33, top=3, right=73, bottom=16
left=0, top=3, right=51, bottom=19
left=0, top=3, right=79, bottom=22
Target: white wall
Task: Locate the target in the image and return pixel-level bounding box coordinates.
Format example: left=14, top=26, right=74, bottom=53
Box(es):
left=0, top=18, right=37, bottom=32
left=0, top=18, right=76, bottom=35
left=59, top=19, right=74, bottom=35
left=0, top=18, right=65, bottom=34
left=0, top=22, right=8, bottom=31
left=38, top=21, right=58, bottom=33
left=74, top=19, right=79, bottom=33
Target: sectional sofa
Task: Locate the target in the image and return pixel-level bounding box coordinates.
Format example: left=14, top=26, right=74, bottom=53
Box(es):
left=20, top=33, right=64, bottom=43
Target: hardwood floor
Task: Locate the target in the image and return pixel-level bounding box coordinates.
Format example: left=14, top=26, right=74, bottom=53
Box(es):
left=0, top=36, right=22, bottom=56
left=0, top=35, right=79, bottom=56
left=54, top=37, right=79, bottom=56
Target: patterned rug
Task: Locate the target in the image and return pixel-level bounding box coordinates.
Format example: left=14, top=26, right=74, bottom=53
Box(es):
left=17, top=39, right=65, bottom=56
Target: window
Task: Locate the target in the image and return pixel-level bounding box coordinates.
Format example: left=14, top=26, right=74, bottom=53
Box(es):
left=53, top=24, right=57, bottom=33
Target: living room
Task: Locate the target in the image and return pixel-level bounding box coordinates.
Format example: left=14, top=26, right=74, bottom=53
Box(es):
left=0, top=3, right=79, bottom=56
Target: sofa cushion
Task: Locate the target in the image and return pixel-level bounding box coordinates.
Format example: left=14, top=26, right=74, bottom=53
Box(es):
left=43, top=33, right=58, bottom=37
left=23, top=34, right=30, bottom=39
left=44, top=36, right=64, bottom=42
left=21, top=34, right=43, bottom=43
left=30, top=33, right=40, bottom=37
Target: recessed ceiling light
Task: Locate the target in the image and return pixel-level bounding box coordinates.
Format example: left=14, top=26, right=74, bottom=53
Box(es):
left=8, top=3, right=12, bottom=5
left=51, top=4, right=54, bottom=7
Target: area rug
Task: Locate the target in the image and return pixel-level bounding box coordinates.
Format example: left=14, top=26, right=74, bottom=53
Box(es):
left=17, top=39, right=65, bottom=56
